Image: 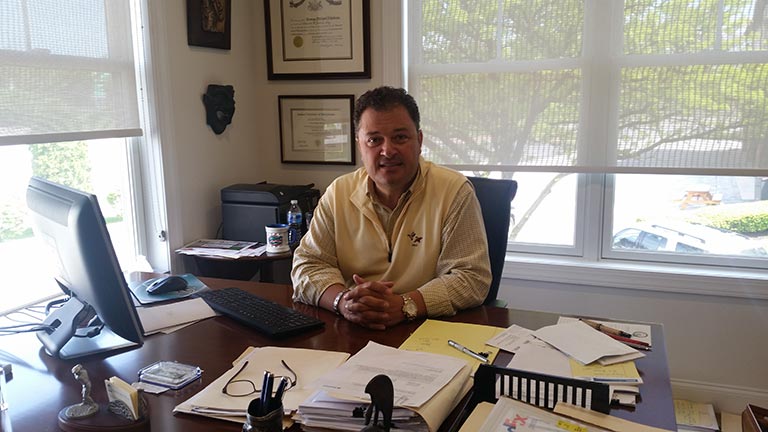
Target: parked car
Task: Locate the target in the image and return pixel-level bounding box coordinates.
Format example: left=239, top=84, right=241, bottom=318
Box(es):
left=612, top=222, right=768, bottom=257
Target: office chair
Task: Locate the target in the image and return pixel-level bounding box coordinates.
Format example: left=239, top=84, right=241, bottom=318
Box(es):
left=466, top=176, right=518, bottom=307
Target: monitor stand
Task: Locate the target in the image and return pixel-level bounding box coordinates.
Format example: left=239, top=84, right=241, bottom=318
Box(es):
left=37, top=296, right=140, bottom=359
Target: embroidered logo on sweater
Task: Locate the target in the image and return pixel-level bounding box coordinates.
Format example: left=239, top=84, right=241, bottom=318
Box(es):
left=407, top=231, right=423, bottom=246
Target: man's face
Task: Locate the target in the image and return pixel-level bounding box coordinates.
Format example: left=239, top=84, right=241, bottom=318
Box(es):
left=356, top=105, right=422, bottom=195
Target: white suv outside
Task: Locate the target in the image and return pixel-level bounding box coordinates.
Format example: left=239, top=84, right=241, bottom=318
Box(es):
left=612, top=222, right=768, bottom=257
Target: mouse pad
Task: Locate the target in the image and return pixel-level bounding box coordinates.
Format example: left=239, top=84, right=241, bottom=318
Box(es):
left=129, top=273, right=208, bottom=305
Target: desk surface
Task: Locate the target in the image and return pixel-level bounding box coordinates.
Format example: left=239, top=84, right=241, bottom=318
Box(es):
left=1, top=274, right=676, bottom=431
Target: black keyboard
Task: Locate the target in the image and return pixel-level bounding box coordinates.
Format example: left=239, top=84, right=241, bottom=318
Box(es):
left=197, top=287, right=324, bottom=338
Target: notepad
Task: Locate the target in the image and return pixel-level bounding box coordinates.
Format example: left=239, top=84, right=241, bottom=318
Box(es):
left=105, top=376, right=139, bottom=420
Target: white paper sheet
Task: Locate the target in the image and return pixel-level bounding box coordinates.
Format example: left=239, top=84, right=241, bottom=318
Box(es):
left=314, top=341, right=466, bottom=408
left=174, top=346, right=350, bottom=420
left=533, top=320, right=638, bottom=365
left=557, top=317, right=653, bottom=346
left=505, top=342, right=573, bottom=378
left=485, top=324, right=548, bottom=353
left=136, top=297, right=217, bottom=335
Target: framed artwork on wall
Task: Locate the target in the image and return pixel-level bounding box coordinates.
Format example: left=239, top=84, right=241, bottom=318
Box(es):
left=264, top=0, right=371, bottom=80
left=278, top=95, right=356, bottom=165
left=187, top=0, right=232, bottom=50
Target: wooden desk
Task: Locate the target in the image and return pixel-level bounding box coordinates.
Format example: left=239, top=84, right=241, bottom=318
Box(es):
left=0, top=274, right=677, bottom=431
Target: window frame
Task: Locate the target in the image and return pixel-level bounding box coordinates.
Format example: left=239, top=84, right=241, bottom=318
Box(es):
left=395, top=0, right=768, bottom=299
left=0, top=0, right=170, bottom=317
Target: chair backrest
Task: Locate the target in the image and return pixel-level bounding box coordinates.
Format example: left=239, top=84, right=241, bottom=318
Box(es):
left=466, top=176, right=518, bottom=305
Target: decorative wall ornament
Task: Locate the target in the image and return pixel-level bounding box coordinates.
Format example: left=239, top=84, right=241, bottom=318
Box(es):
left=203, top=84, right=235, bottom=135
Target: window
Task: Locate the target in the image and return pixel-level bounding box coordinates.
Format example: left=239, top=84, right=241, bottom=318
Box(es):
left=0, top=0, right=167, bottom=315
left=407, top=0, right=768, bottom=289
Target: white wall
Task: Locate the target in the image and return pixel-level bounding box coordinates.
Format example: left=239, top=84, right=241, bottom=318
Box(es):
left=156, top=0, right=383, bottom=265
left=152, top=0, right=767, bottom=413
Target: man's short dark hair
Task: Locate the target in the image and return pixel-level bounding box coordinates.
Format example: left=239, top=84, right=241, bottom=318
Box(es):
left=354, top=86, right=420, bottom=133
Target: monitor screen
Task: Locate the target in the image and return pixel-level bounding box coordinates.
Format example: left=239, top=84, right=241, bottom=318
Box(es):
left=26, top=177, right=144, bottom=359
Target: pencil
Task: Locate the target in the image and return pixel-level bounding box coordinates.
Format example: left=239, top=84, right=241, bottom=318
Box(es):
left=580, top=318, right=632, bottom=338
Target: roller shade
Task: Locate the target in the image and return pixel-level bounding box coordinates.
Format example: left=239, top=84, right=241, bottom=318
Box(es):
left=0, top=0, right=142, bottom=146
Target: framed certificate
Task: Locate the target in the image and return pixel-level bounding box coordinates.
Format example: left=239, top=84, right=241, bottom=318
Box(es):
left=278, top=95, right=356, bottom=165
left=264, top=0, right=371, bottom=80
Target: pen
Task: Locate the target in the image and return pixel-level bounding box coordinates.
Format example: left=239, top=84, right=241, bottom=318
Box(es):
left=448, top=339, right=489, bottom=363
left=260, top=371, right=273, bottom=416
left=272, top=376, right=288, bottom=409
left=605, top=333, right=651, bottom=347
left=580, top=318, right=632, bottom=338
left=608, top=336, right=652, bottom=351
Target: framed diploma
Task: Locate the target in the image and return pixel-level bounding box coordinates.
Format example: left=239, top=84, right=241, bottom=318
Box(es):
left=264, top=0, right=371, bottom=80
left=278, top=95, right=356, bottom=165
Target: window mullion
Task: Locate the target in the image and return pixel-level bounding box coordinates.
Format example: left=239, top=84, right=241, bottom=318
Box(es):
left=580, top=0, right=621, bottom=259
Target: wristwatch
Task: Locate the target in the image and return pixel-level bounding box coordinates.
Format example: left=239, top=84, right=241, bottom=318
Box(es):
left=401, top=294, right=417, bottom=321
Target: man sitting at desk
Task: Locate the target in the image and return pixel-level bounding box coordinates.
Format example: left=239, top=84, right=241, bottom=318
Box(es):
left=291, top=86, right=491, bottom=330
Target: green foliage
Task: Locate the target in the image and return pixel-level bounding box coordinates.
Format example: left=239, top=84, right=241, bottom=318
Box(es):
left=416, top=0, right=768, bottom=168
left=107, top=192, right=120, bottom=207
left=28, top=142, right=93, bottom=192
left=685, top=201, right=768, bottom=234
left=0, top=203, right=32, bottom=241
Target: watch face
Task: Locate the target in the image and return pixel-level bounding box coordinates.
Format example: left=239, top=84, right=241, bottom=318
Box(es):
left=403, top=295, right=417, bottom=319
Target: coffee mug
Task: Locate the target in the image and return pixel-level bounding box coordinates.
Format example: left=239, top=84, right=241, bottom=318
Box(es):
left=265, top=224, right=289, bottom=254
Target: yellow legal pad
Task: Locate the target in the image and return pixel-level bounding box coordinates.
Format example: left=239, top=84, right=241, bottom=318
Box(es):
left=398, top=319, right=505, bottom=373
left=569, top=358, right=642, bottom=384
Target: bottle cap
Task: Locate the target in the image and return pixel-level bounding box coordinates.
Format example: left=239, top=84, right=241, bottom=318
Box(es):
left=290, top=200, right=298, bottom=204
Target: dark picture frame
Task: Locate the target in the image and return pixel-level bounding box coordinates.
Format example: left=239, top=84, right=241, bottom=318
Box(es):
left=264, top=0, right=371, bottom=80
left=279, top=95, right=356, bottom=165
left=187, top=0, right=232, bottom=50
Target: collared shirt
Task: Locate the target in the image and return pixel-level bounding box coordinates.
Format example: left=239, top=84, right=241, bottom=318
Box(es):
left=291, top=160, right=491, bottom=317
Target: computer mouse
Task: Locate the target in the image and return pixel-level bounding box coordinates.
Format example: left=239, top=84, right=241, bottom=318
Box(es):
left=146, top=276, right=189, bottom=295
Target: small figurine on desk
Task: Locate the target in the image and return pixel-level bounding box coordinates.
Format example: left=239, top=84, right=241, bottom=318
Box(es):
left=361, top=374, right=393, bottom=432
left=63, top=364, right=99, bottom=419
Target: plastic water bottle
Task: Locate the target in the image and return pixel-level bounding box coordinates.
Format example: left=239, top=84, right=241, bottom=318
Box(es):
left=287, top=200, right=303, bottom=245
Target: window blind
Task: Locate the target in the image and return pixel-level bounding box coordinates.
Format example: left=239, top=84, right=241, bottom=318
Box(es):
left=0, top=0, right=141, bottom=146
left=406, top=0, right=768, bottom=175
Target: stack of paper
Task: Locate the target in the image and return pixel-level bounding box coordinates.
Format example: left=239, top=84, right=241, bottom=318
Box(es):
left=294, top=341, right=472, bottom=432
left=175, top=239, right=266, bottom=258
left=674, top=399, right=720, bottom=431
left=174, top=347, right=351, bottom=423
left=533, top=320, right=643, bottom=365
left=136, top=297, right=217, bottom=335
left=485, top=318, right=648, bottom=408
left=296, top=390, right=427, bottom=431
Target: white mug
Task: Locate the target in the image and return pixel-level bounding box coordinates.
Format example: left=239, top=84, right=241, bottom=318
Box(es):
left=265, top=224, right=290, bottom=254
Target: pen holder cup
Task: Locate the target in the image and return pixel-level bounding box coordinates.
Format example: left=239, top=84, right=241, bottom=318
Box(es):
left=243, top=402, right=283, bottom=432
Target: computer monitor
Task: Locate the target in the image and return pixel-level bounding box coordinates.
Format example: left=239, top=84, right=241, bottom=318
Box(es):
left=26, top=177, right=144, bottom=359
